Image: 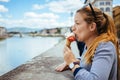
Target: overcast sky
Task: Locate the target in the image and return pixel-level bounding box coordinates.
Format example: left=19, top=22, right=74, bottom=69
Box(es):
left=0, top=0, right=120, bottom=29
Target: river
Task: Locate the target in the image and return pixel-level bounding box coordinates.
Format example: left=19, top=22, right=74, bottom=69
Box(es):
left=0, top=36, right=62, bottom=76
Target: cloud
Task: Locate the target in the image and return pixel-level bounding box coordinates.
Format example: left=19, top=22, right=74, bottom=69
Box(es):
left=32, top=4, right=45, bottom=10
left=0, top=12, right=63, bottom=28
left=0, top=5, right=8, bottom=12
left=0, top=17, right=72, bottom=29
left=45, top=0, right=50, bottom=2
left=113, top=3, right=120, bottom=7
left=33, top=0, right=83, bottom=13
left=0, top=18, right=62, bottom=28
left=24, top=12, right=59, bottom=19
left=47, top=0, right=83, bottom=13
left=0, top=0, right=10, bottom=2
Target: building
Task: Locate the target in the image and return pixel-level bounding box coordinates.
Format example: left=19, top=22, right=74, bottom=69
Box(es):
left=0, top=27, right=7, bottom=38
left=40, top=27, right=71, bottom=35
left=113, top=6, right=120, bottom=38
left=40, top=28, right=60, bottom=34
left=60, top=27, right=71, bottom=35
left=92, top=0, right=113, bottom=16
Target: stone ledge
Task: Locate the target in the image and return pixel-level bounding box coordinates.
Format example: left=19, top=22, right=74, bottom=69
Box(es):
left=0, top=57, right=74, bottom=80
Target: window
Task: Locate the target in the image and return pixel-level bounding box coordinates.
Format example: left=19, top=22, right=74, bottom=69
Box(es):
left=100, top=8, right=104, bottom=12
left=94, top=4, right=97, bottom=7
left=106, top=2, right=110, bottom=5
left=106, top=7, right=110, bottom=12
left=100, top=2, right=104, bottom=5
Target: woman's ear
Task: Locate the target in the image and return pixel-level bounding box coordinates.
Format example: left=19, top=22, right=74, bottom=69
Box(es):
left=89, top=22, right=96, bottom=31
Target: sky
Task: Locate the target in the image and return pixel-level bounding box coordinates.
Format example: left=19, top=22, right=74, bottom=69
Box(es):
left=0, top=0, right=120, bottom=29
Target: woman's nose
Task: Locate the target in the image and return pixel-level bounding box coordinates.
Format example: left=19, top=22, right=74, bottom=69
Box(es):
left=71, top=25, right=76, bottom=32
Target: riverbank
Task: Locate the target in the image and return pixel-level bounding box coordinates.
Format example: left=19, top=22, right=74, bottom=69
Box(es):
left=0, top=39, right=79, bottom=80
left=29, top=34, right=65, bottom=37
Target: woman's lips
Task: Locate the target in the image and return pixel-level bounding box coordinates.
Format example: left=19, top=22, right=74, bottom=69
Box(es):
left=75, top=34, right=78, bottom=40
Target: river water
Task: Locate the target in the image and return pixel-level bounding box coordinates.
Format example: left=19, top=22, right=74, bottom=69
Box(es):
left=0, top=36, right=62, bottom=76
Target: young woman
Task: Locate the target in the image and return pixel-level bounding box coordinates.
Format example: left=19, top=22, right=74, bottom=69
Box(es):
left=55, top=4, right=119, bottom=80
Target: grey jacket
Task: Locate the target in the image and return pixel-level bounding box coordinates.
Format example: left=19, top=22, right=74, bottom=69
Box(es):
left=75, top=41, right=117, bottom=80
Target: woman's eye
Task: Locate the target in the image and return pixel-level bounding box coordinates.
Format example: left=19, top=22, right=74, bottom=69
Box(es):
left=76, top=23, right=80, bottom=25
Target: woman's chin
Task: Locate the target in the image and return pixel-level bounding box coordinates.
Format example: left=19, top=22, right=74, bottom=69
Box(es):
left=77, top=38, right=83, bottom=42
left=76, top=35, right=84, bottom=42
left=75, top=35, right=84, bottom=42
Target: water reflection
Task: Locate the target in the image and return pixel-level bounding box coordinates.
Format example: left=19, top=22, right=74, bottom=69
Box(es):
left=0, top=40, right=11, bottom=76
left=0, top=36, right=61, bottom=76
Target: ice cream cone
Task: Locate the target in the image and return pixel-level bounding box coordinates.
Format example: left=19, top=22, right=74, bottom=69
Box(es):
left=66, top=39, right=71, bottom=48
left=65, top=32, right=76, bottom=48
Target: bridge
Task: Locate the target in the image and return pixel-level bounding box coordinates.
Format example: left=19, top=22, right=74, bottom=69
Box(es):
left=8, top=32, right=23, bottom=37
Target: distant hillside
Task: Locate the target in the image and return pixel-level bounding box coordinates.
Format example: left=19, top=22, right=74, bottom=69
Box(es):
left=7, top=27, right=42, bottom=33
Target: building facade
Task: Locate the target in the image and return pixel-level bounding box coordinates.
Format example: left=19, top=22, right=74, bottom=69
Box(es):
left=0, top=27, right=7, bottom=38
left=93, top=0, right=113, bottom=16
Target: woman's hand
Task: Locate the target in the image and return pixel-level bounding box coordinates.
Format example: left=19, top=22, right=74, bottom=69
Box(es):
left=55, top=62, right=69, bottom=72
left=63, top=46, right=77, bottom=65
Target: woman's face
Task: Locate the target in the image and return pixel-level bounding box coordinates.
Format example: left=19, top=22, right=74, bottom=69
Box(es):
left=72, top=12, right=93, bottom=42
